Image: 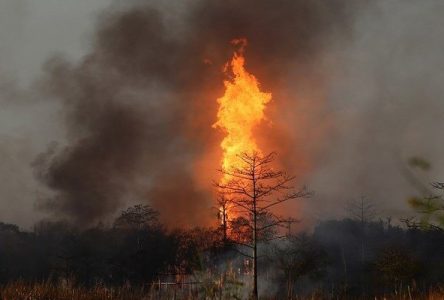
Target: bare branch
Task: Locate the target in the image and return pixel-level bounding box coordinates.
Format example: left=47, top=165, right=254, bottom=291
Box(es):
left=231, top=247, right=254, bottom=259
left=230, top=240, right=254, bottom=249
left=258, top=188, right=312, bottom=212
left=213, top=150, right=312, bottom=294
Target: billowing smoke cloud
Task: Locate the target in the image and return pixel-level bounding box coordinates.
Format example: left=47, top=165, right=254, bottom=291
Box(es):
left=33, top=0, right=363, bottom=226
left=2, top=0, right=443, bottom=229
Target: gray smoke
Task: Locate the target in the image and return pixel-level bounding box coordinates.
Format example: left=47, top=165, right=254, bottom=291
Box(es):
left=2, top=0, right=444, bottom=228
left=304, top=0, right=444, bottom=223
left=30, top=0, right=361, bottom=226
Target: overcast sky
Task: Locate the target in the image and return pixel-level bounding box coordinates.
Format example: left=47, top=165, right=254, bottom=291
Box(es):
left=1, top=0, right=444, bottom=229
left=0, top=0, right=109, bottom=227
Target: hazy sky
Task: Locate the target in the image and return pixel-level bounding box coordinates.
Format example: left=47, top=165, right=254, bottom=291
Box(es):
left=1, top=0, right=444, bottom=229
left=0, top=0, right=110, bottom=227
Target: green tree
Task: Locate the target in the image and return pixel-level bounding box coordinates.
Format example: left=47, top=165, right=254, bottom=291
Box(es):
left=404, top=157, right=444, bottom=230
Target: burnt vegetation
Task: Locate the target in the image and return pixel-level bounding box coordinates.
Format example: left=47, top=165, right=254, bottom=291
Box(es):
left=2, top=156, right=444, bottom=299
left=0, top=187, right=443, bottom=298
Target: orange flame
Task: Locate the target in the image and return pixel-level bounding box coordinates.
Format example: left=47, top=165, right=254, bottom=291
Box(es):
left=213, top=38, right=271, bottom=199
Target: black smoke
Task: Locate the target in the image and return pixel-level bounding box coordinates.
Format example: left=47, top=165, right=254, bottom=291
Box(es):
left=34, top=0, right=365, bottom=226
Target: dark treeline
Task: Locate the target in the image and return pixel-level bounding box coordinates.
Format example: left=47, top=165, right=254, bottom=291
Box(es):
left=0, top=204, right=443, bottom=298
left=312, top=219, right=444, bottom=297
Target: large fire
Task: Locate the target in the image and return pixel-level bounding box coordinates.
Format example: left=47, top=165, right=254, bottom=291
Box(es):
left=213, top=38, right=272, bottom=217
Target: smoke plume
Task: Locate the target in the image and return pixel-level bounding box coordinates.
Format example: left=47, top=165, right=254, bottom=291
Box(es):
left=2, top=0, right=443, bottom=228
left=33, top=0, right=362, bottom=226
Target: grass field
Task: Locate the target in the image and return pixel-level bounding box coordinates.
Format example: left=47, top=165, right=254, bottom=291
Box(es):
left=0, top=281, right=443, bottom=300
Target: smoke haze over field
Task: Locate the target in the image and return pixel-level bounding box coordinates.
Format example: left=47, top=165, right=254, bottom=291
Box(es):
left=1, top=0, right=444, bottom=228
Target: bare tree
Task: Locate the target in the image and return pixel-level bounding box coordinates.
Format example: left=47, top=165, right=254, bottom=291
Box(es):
left=216, top=193, right=229, bottom=243
left=346, top=196, right=377, bottom=224
left=215, top=152, right=311, bottom=299
left=346, top=196, right=377, bottom=264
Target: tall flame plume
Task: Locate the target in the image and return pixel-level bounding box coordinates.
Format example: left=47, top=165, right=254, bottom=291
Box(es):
left=213, top=38, right=272, bottom=216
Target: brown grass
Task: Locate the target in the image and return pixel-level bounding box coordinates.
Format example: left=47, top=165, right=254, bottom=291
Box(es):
left=0, top=281, right=141, bottom=300
left=0, top=281, right=443, bottom=300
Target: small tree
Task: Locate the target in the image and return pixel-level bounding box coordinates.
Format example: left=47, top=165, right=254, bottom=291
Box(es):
left=113, top=204, right=159, bottom=230
left=374, top=247, right=419, bottom=291
left=346, top=196, right=377, bottom=263
left=113, top=204, right=160, bottom=250
left=346, top=196, right=377, bottom=224
left=271, top=234, right=327, bottom=298
left=403, top=157, right=444, bottom=230
left=216, top=193, right=230, bottom=243
left=216, top=152, right=311, bottom=299
left=408, top=182, right=444, bottom=230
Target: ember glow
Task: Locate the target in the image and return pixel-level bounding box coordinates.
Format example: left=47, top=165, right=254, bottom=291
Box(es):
left=213, top=38, right=272, bottom=214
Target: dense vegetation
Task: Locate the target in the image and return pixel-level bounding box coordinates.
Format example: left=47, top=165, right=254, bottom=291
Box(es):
left=0, top=203, right=443, bottom=299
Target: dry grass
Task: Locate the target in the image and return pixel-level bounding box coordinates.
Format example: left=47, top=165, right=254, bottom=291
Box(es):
left=0, top=281, right=146, bottom=300
left=0, top=281, right=188, bottom=300
left=0, top=281, right=443, bottom=300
